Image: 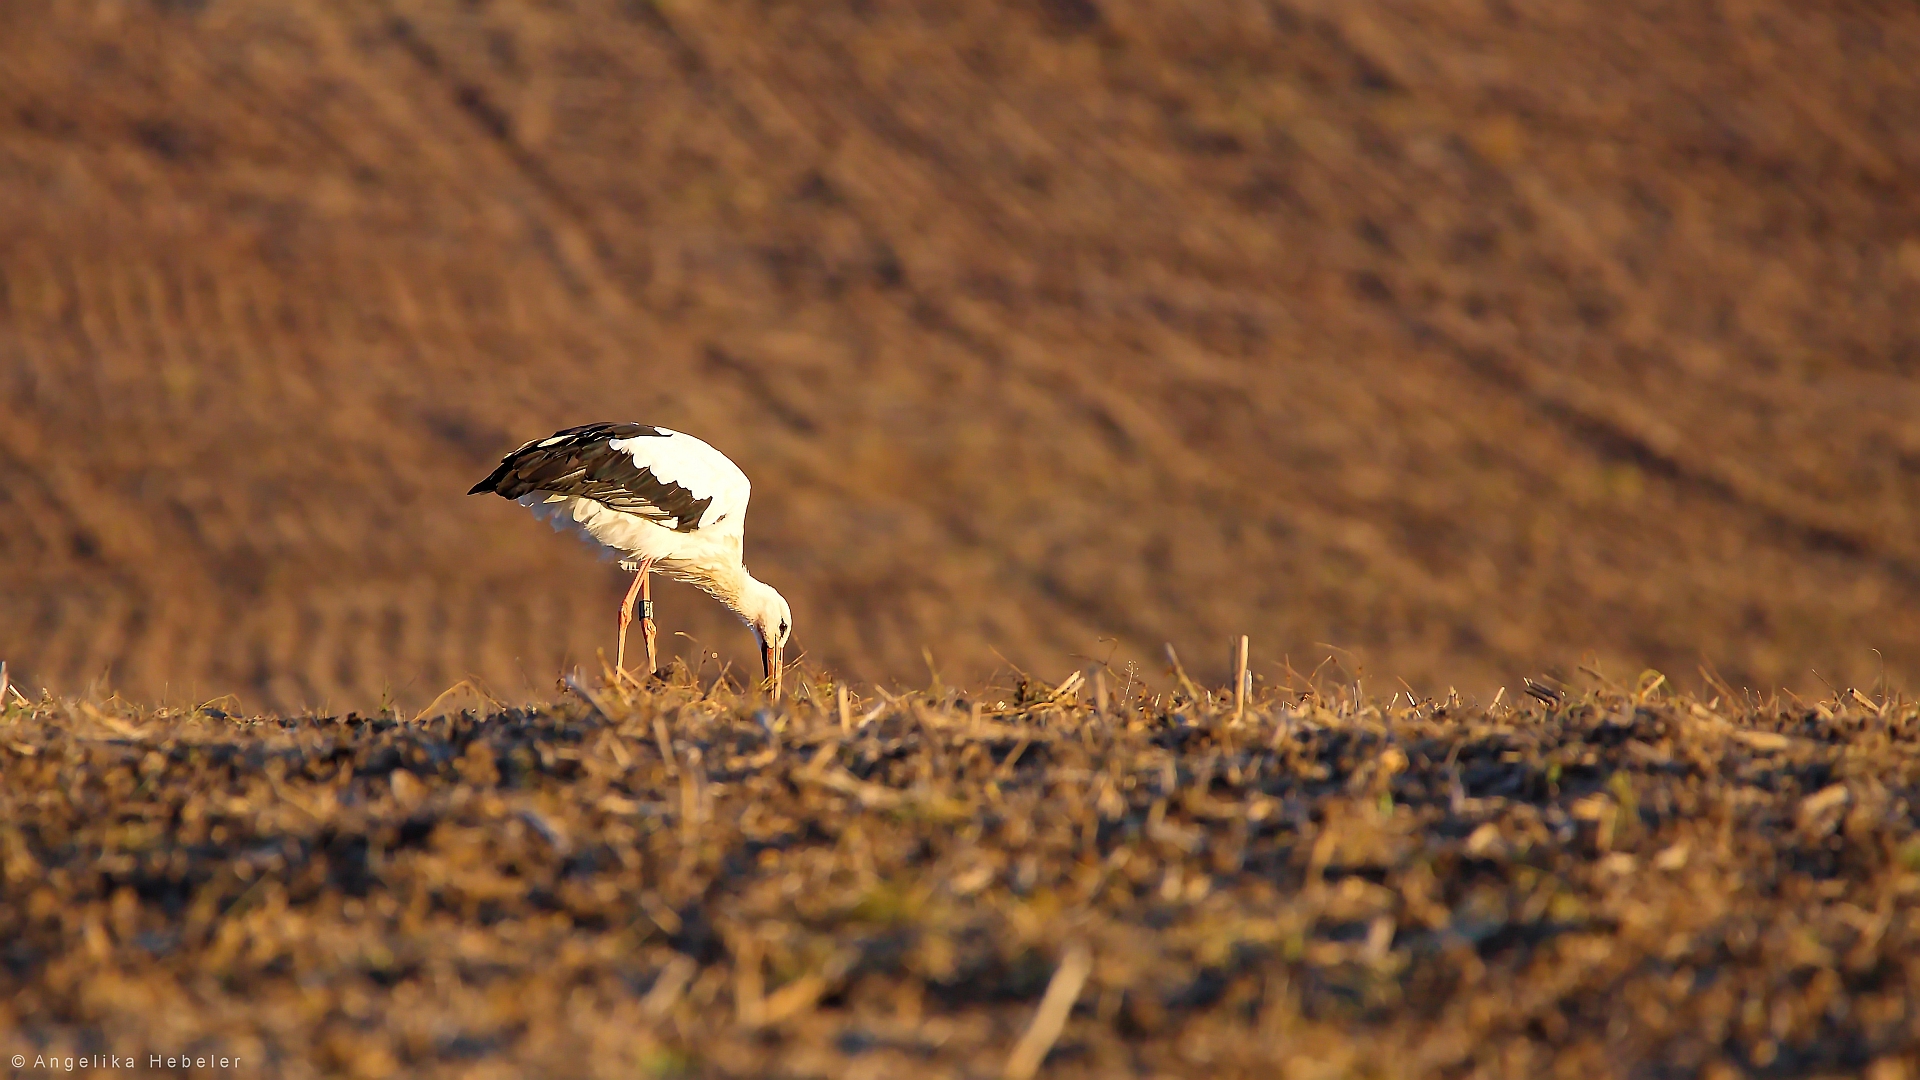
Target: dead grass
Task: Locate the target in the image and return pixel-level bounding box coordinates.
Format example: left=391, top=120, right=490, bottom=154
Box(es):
left=4, top=664, right=1919, bottom=1078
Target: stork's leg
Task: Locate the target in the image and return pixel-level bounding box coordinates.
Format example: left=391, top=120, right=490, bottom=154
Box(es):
left=640, top=562, right=658, bottom=676
left=616, top=565, right=648, bottom=679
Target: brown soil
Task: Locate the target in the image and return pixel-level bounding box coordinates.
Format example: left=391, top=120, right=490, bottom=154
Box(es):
left=3, top=1, right=1920, bottom=710
left=3, top=673, right=1917, bottom=1077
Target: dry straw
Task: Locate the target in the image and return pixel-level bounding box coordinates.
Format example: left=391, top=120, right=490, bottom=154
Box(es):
left=1003, top=942, right=1092, bottom=1080
left=1233, top=635, right=1249, bottom=725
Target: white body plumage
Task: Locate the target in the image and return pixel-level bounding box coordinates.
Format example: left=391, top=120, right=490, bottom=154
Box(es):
left=519, top=428, right=749, bottom=581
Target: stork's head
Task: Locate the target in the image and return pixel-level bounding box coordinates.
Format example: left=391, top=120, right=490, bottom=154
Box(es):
left=740, top=577, right=792, bottom=701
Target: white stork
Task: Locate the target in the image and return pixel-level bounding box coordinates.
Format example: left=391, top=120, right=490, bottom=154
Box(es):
left=468, top=422, right=792, bottom=698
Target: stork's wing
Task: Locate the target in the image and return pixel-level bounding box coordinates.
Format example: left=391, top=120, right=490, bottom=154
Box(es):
left=467, top=422, right=746, bottom=534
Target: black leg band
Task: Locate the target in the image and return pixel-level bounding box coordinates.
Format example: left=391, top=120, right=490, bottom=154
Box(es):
left=639, top=600, right=654, bottom=619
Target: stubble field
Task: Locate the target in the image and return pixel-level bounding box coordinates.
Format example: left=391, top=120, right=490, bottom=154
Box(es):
left=4, top=666, right=1919, bottom=1078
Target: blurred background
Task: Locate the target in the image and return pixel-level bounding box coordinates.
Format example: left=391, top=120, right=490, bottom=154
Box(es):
left=2, top=0, right=1918, bottom=711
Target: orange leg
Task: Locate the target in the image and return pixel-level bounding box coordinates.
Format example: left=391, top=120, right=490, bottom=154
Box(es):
left=641, top=565, right=658, bottom=675
left=615, top=557, right=655, bottom=680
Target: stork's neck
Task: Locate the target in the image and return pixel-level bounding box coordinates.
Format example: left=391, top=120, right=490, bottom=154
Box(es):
left=679, top=561, right=756, bottom=618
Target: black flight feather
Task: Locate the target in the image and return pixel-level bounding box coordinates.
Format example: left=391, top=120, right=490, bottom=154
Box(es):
left=467, top=422, right=714, bottom=532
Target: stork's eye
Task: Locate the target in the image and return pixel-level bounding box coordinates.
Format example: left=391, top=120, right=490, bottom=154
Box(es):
left=779, top=620, right=788, bottom=636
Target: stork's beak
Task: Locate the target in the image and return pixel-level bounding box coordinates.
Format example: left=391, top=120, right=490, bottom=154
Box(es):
left=762, top=639, right=784, bottom=701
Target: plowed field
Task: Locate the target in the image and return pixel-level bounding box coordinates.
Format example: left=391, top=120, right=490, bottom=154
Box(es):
left=4, top=1, right=1920, bottom=710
